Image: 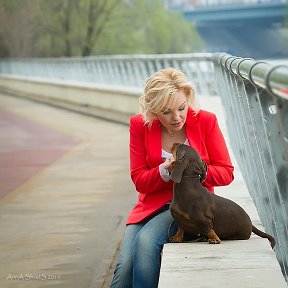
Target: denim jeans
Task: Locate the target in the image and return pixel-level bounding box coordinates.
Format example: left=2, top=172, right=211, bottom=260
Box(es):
left=110, top=206, right=178, bottom=288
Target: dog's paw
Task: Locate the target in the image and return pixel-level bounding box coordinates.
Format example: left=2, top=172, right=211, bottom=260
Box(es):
left=169, top=235, right=183, bottom=243
left=208, top=238, right=221, bottom=244
left=207, top=230, right=221, bottom=244
left=169, top=228, right=184, bottom=243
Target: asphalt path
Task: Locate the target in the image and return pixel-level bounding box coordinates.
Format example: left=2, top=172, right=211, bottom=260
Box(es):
left=0, top=93, right=136, bottom=288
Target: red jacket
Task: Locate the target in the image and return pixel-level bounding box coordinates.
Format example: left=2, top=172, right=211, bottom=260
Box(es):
left=126, top=108, right=234, bottom=224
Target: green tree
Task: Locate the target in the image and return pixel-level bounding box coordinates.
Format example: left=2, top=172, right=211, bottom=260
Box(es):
left=36, top=0, right=80, bottom=57
left=0, top=0, right=39, bottom=57
left=35, top=0, right=127, bottom=57
left=81, top=0, right=121, bottom=56
left=90, top=0, right=204, bottom=55
left=0, top=0, right=204, bottom=57
left=137, top=0, right=204, bottom=53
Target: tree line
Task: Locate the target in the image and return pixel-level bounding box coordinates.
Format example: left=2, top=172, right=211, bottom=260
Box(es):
left=0, top=0, right=205, bottom=58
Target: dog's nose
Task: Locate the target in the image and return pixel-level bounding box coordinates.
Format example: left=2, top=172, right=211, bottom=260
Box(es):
left=171, top=143, right=180, bottom=154
left=171, top=143, right=178, bottom=150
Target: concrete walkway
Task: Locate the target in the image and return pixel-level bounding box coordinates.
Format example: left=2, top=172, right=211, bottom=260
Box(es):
left=0, top=92, right=286, bottom=288
left=0, top=93, right=136, bottom=288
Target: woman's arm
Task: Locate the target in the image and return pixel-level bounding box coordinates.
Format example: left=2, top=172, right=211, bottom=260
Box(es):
left=129, top=116, right=171, bottom=194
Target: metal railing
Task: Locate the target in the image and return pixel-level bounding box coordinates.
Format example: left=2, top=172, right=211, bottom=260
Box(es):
left=0, top=54, right=216, bottom=96
left=213, top=53, right=288, bottom=282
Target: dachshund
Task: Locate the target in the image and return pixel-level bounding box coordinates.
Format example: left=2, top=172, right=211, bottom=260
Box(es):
left=169, top=143, right=276, bottom=249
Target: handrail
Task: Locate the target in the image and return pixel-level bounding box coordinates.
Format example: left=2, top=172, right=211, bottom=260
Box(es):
left=0, top=53, right=215, bottom=96
left=213, top=53, right=288, bottom=283
left=213, top=53, right=288, bottom=99
left=0, top=53, right=213, bottom=61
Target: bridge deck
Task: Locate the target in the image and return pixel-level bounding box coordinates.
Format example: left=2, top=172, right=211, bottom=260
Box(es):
left=0, top=92, right=286, bottom=287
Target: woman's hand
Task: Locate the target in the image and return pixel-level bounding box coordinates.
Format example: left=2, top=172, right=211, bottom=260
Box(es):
left=163, top=156, right=175, bottom=171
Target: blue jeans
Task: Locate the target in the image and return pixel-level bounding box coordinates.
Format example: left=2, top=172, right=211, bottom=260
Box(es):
left=110, top=205, right=178, bottom=288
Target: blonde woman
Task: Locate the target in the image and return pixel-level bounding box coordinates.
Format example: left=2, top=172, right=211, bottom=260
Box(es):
left=111, top=68, right=234, bottom=288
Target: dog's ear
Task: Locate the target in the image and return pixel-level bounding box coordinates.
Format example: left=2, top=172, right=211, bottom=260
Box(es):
left=199, top=160, right=207, bottom=182
left=171, top=154, right=187, bottom=183
left=193, top=160, right=207, bottom=182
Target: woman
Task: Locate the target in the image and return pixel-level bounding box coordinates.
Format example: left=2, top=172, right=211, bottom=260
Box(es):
left=110, top=68, right=234, bottom=288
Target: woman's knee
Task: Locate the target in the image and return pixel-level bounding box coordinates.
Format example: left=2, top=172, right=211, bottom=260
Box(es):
left=133, top=221, right=172, bottom=254
left=134, top=229, right=158, bottom=253
left=135, top=212, right=177, bottom=247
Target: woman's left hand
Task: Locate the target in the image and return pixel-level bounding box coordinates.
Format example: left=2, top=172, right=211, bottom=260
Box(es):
left=163, top=156, right=175, bottom=171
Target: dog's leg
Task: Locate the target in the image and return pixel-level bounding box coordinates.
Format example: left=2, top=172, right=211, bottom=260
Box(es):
left=169, top=227, right=184, bottom=243
left=207, top=229, right=221, bottom=244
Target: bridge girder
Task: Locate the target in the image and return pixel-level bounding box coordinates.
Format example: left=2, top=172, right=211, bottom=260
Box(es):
left=182, top=2, right=288, bottom=59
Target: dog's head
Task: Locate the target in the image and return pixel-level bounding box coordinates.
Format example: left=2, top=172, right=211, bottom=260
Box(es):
left=170, top=143, right=207, bottom=183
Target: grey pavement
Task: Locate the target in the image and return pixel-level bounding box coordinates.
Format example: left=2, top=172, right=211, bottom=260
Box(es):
left=0, top=92, right=286, bottom=288
left=0, top=93, right=136, bottom=288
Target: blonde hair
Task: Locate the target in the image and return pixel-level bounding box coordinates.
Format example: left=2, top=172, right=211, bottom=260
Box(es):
left=139, top=67, right=197, bottom=124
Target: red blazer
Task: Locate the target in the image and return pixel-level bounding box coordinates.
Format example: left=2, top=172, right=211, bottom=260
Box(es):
left=126, top=108, right=234, bottom=224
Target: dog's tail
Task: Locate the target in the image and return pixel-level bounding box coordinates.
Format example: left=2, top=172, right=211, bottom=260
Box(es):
left=252, top=225, right=276, bottom=249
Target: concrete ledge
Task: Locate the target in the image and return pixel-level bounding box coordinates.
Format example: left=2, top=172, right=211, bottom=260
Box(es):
left=158, top=180, right=287, bottom=287
left=158, top=95, right=288, bottom=287
left=159, top=238, right=286, bottom=288
left=0, top=75, right=141, bottom=124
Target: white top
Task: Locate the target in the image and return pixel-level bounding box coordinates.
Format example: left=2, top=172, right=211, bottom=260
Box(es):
left=159, top=139, right=189, bottom=182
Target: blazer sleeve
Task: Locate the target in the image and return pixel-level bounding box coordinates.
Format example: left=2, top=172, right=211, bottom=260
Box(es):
left=129, top=116, right=170, bottom=194
left=202, top=113, right=234, bottom=187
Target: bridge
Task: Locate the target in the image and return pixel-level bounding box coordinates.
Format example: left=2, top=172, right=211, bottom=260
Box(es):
left=169, top=0, right=288, bottom=59
left=0, top=53, right=287, bottom=287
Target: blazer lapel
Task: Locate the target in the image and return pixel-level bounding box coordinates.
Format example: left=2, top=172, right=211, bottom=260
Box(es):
left=146, top=119, right=163, bottom=167
left=186, top=109, right=202, bottom=154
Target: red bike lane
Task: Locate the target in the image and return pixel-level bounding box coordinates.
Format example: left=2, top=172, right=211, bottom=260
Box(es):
left=0, top=108, right=79, bottom=198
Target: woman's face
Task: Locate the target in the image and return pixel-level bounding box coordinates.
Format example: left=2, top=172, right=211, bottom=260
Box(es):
left=156, top=90, right=188, bottom=134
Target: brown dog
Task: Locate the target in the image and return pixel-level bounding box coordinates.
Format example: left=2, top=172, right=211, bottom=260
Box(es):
left=169, top=143, right=276, bottom=248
